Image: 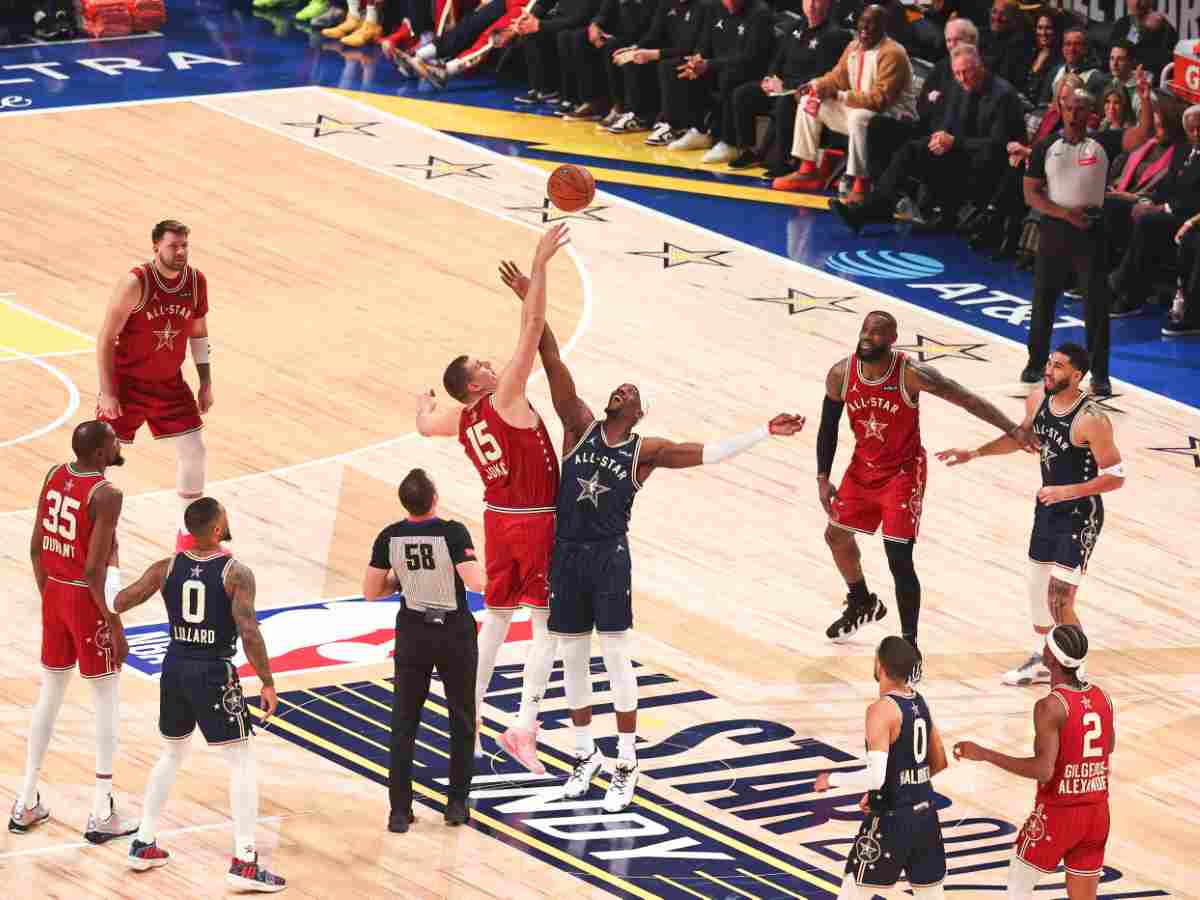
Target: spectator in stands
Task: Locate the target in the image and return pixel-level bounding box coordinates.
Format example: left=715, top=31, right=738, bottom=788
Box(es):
left=652, top=0, right=774, bottom=155
left=1022, top=11, right=1061, bottom=106
left=831, top=44, right=1022, bottom=229
left=1106, top=40, right=1141, bottom=116
left=512, top=0, right=603, bottom=106
left=906, top=0, right=958, bottom=61
left=1109, top=104, right=1200, bottom=318
left=1165, top=216, right=1200, bottom=335
left=556, top=0, right=656, bottom=122
left=1045, top=27, right=1106, bottom=105
left=867, top=16, right=978, bottom=180
left=724, top=0, right=852, bottom=171
left=607, top=0, right=707, bottom=137
left=395, top=0, right=526, bottom=88
left=321, top=0, right=383, bottom=46
left=1101, top=84, right=1135, bottom=134
left=979, top=0, right=1030, bottom=92
left=773, top=4, right=917, bottom=201
left=1110, top=0, right=1176, bottom=84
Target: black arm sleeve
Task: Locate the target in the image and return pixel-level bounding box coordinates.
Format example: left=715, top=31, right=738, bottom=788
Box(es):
left=816, top=395, right=844, bottom=476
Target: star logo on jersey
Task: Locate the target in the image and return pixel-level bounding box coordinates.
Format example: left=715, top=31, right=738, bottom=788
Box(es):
left=894, top=334, right=988, bottom=363
left=281, top=114, right=381, bottom=138
left=63, top=479, right=74, bottom=492
left=576, top=471, right=611, bottom=508
left=809, top=37, right=819, bottom=48
left=507, top=198, right=610, bottom=223
left=860, top=412, right=888, bottom=441
left=749, top=288, right=857, bottom=315
left=395, top=156, right=492, bottom=180
left=1080, top=696, right=1092, bottom=710
left=1040, top=443, right=1058, bottom=466
left=191, top=565, right=203, bottom=578
left=1149, top=435, right=1200, bottom=468
left=628, top=242, right=732, bottom=269
left=153, top=320, right=181, bottom=351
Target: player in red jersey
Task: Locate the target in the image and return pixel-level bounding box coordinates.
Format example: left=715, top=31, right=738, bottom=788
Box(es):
left=816, top=312, right=1038, bottom=659
left=415, top=223, right=569, bottom=775
left=954, top=625, right=1115, bottom=900
left=9, top=421, right=139, bottom=844
left=96, top=220, right=214, bottom=553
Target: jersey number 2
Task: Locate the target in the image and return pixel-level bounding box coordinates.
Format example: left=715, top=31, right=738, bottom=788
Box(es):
left=466, top=421, right=503, bottom=466
left=182, top=579, right=206, bottom=624
left=1081, top=711, right=1104, bottom=758
left=42, top=490, right=80, bottom=541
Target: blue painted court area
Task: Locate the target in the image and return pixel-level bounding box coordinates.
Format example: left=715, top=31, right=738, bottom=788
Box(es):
left=3, top=0, right=1197, bottom=409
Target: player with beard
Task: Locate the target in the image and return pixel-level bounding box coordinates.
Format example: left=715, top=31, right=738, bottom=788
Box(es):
left=817, top=312, right=1039, bottom=663
left=499, top=258, right=805, bottom=811
left=937, top=342, right=1125, bottom=686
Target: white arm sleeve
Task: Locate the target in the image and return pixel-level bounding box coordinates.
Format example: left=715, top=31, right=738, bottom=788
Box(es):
left=104, top=566, right=122, bottom=615
left=827, top=750, right=889, bottom=791
left=701, top=424, right=770, bottom=465
left=189, top=336, right=210, bottom=364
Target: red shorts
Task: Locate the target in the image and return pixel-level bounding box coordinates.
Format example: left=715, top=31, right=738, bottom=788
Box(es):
left=104, top=371, right=202, bottom=443
left=483, top=509, right=554, bottom=610
left=41, top=579, right=118, bottom=679
left=461, top=0, right=527, bottom=64
left=1014, top=802, right=1110, bottom=878
left=830, top=450, right=927, bottom=542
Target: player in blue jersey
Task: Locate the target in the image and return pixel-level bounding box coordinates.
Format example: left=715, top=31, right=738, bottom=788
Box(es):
left=814, top=636, right=949, bottom=899
left=500, top=260, right=806, bottom=812
left=114, top=498, right=286, bottom=893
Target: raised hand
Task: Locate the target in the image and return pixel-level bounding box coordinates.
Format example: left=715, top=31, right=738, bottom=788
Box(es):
left=768, top=413, right=806, bottom=436
left=416, top=389, right=437, bottom=415
left=534, top=222, right=571, bottom=265
left=499, top=260, right=530, bottom=299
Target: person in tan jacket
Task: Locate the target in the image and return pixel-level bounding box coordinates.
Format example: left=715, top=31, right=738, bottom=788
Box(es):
left=774, top=4, right=918, bottom=202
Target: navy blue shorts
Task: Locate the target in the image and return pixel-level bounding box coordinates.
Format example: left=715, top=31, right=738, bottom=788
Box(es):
left=548, top=536, right=632, bottom=636
left=1029, top=498, right=1103, bottom=582
left=160, top=653, right=252, bottom=745
left=845, top=804, right=946, bottom=888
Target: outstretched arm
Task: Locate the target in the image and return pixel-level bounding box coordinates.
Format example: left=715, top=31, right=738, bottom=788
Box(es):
left=636, top=414, right=805, bottom=483
left=415, top=389, right=461, bottom=437
left=1038, top=402, right=1126, bottom=505
left=227, top=559, right=277, bottom=719
left=937, top=386, right=1042, bottom=466
left=954, top=695, right=1063, bottom=782
left=907, top=360, right=1038, bottom=452
left=493, top=224, right=570, bottom=419
left=498, top=258, right=594, bottom=447
left=114, top=558, right=171, bottom=614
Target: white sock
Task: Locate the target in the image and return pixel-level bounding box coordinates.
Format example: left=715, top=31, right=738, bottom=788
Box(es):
left=446, top=59, right=466, bottom=76
left=347, top=0, right=362, bottom=17
left=517, top=611, right=555, bottom=731
left=364, top=2, right=378, bottom=23
left=136, top=738, right=190, bottom=844
left=223, top=741, right=258, bottom=862
left=617, top=732, right=636, bottom=764
left=573, top=723, right=595, bottom=758
left=90, top=674, right=119, bottom=819
left=19, top=668, right=72, bottom=808
left=474, top=608, right=514, bottom=718
left=416, top=43, right=436, bottom=61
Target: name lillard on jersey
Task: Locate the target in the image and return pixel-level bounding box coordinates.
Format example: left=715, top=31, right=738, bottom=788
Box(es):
left=171, top=625, right=216, bottom=644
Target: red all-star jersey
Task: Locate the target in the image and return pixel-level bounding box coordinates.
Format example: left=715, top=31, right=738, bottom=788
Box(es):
left=115, top=263, right=208, bottom=382
left=458, top=393, right=558, bottom=513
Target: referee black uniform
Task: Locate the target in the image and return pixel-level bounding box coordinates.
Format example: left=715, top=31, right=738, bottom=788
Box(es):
left=1024, top=128, right=1112, bottom=392
left=370, top=514, right=479, bottom=829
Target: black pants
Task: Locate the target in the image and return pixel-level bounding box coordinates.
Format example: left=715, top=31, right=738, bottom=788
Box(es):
left=659, top=59, right=714, bottom=131
left=522, top=27, right=562, bottom=93
left=1112, top=208, right=1182, bottom=303
left=1177, top=229, right=1200, bottom=327
left=572, top=31, right=625, bottom=105
left=1101, top=194, right=1136, bottom=264
left=434, top=0, right=507, bottom=60
left=866, top=115, right=925, bottom=181
left=1028, top=218, right=1112, bottom=382
left=389, top=608, right=478, bottom=814
left=556, top=27, right=586, bottom=103
left=713, top=69, right=758, bottom=144
left=617, top=59, right=660, bottom=121
left=877, top=138, right=1004, bottom=213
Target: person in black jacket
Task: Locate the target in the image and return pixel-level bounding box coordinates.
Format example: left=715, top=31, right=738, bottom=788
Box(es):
left=512, top=0, right=604, bottom=105
left=604, top=0, right=706, bottom=134
left=660, top=0, right=774, bottom=157
left=562, top=0, right=658, bottom=121
left=832, top=45, right=1024, bottom=228
left=1109, top=0, right=1177, bottom=84
left=1109, top=105, right=1200, bottom=317
left=979, top=0, right=1030, bottom=94
left=726, top=0, right=852, bottom=170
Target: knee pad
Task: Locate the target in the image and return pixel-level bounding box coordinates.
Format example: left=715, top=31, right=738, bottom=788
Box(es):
left=172, top=430, right=206, bottom=496
left=598, top=631, right=638, bottom=713
left=560, top=635, right=593, bottom=710
left=884, top=539, right=920, bottom=592
left=1028, top=562, right=1054, bottom=630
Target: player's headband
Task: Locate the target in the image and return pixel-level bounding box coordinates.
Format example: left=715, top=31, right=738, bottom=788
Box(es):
left=1045, top=626, right=1086, bottom=669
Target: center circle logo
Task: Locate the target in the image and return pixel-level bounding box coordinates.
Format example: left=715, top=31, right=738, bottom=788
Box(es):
left=825, top=251, right=945, bottom=280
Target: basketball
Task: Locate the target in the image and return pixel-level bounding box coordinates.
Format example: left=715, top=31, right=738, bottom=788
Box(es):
left=547, top=164, right=595, bottom=212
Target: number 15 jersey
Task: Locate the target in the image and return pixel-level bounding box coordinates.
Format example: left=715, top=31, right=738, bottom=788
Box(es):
left=458, top=393, right=559, bottom=513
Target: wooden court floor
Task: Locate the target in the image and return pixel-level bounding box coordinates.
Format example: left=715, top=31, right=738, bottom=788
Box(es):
left=0, top=86, right=1198, bottom=899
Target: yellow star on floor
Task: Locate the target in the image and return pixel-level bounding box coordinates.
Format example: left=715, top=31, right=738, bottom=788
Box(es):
left=507, top=199, right=609, bottom=222
left=894, top=334, right=988, bottom=362
left=628, top=242, right=732, bottom=269
left=749, top=288, right=857, bottom=315
left=281, top=114, right=381, bottom=138
left=394, top=156, right=493, bottom=180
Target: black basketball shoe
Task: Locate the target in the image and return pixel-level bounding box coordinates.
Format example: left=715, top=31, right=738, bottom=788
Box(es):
left=825, top=593, right=887, bottom=642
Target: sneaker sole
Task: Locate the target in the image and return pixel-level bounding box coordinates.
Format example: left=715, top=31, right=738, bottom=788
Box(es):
left=827, top=601, right=888, bottom=643
left=84, top=824, right=138, bottom=845
left=8, top=813, right=49, bottom=834
left=602, top=772, right=639, bottom=812
left=226, top=873, right=287, bottom=893
left=498, top=731, right=547, bottom=776
left=563, top=760, right=604, bottom=799
left=1002, top=674, right=1051, bottom=686
left=128, top=855, right=170, bottom=871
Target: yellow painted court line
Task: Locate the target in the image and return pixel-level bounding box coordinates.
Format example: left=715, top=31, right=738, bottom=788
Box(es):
left=737, top=867, right=813, bottom=899
left=654, top=875, right=713, bottom=899
left=293, top=690, right=447, bottom=761
left=697, top=870, right=762, bottom=899
left=276, top=695, right=430, bottom=763
left=253, top=702, right=663, bottom=900
left=342, top=683, right=453, bottom=742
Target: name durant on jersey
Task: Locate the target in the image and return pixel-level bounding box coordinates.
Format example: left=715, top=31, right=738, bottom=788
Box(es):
left=42, top=535, right=76, bottom=559
left=573, top=450, right=631, bottom=481
left=172, top=625, right=217, bottom=644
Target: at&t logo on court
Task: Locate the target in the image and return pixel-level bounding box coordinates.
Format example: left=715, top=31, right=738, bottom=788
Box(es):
left=825, top=251, right=945, bottom=280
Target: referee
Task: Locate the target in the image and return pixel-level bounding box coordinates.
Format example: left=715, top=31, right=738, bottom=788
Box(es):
left=1021, top=87, right=1113, bottom=397
left=362, top=468, right=484, bottom=833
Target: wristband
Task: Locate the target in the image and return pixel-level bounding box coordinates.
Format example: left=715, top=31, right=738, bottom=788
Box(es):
left=189, top=336, right=210, bottom=364
left=104, top=566, right=121, bottom=615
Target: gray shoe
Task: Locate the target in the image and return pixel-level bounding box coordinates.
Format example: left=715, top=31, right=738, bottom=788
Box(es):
left=84, top=798, right=139, bottom=845
left=9, top=795, right=50, bottom=834
left=1002, top=653, right=1051, bottom=686
left=310, top=4, right=343, bottom=26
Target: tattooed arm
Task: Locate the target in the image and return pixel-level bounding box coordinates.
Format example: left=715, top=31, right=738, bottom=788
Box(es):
left=906, top=360, right=1039, bottom=452
left=226, top=559, right=278, bottom=719
left=1037, top=402, right=1126, bottom=505
left=937, top=386, right=1043, bottom=466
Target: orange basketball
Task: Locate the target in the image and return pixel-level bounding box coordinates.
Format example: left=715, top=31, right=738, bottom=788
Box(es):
left=547, top=164, right=595, bottom=212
